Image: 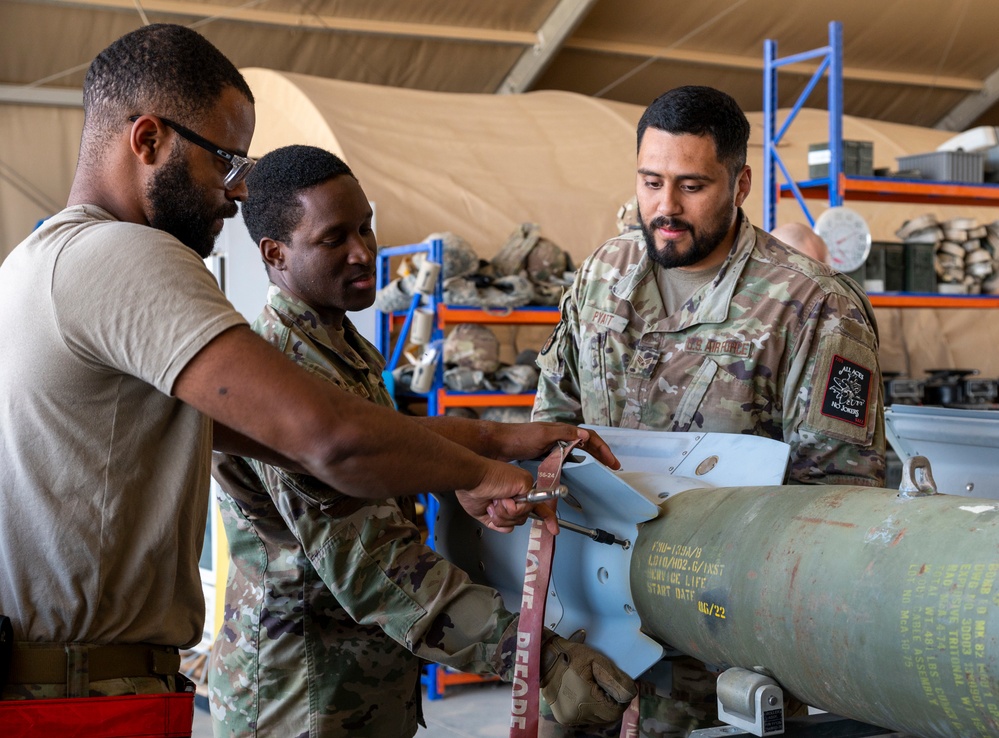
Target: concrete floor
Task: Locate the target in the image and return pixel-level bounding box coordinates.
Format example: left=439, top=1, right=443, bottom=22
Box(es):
left=191, top=680, right=513, bottom=737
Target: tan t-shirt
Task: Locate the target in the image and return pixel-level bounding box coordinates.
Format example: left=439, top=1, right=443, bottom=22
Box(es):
left=655, top=261, right=723, bottom=315
left=0, top=205, right=247, bottom=648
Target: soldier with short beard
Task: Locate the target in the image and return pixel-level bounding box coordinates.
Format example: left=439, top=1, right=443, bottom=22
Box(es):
left=532, top=85, right=886, bottom=738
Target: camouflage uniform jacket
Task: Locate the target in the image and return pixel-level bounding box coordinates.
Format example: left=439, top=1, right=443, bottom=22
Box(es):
left=209, top=285, right=518, bottom=738
left=533, top=213, right=885, bottom=486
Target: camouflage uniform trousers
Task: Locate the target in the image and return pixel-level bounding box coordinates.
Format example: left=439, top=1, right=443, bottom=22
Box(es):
left=209, top=455, right=518, bottom=738
left=210, top=287, right=521, bottom=738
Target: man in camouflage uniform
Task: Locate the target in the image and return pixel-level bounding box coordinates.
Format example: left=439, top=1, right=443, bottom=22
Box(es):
left=532, top=86, right=886, bottom=737
left=210, top=145, right=636, bottom=738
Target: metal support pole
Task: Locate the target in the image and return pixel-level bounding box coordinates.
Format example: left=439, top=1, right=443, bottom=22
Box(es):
left=763, top=39, right=777, bottom=231
left=829, top=21, right=844, bottom=207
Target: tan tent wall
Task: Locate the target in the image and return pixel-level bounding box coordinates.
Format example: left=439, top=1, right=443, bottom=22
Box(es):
left=243, top=72, right=999, bottom=378
left=0, top=104, right=82, bottom=255
left=244, top=70, right=999, bottom=260
left=242, top=68, right=639, bottom=257
left=3, top=73, right=999, bottom=376
left=4, top=89, right=997, bottom=262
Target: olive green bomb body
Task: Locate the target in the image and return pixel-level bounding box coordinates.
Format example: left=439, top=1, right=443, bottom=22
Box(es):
left=631, top=484, right=999, bottom=738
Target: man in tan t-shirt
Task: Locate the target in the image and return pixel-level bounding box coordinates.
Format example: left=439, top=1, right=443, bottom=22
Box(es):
left=0, top=23, right=622, bottom=731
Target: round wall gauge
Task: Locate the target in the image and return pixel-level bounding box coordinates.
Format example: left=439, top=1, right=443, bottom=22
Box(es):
left=814, top=206, right=872, bottom=272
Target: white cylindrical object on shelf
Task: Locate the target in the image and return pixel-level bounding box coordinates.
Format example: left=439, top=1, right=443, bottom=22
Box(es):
left=414, top=260, right=442, bottom=295
left=410, top=346, right=440, bottom=394
left=410, top=307, right=435, bottom=345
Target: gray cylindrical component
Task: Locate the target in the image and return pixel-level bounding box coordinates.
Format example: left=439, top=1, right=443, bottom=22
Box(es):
left=716, top=667, right=777, bottom=718
left=630, top=484, right=999, bottom=738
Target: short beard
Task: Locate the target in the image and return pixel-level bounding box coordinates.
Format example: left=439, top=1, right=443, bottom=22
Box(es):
left=640, top=200, right=736, bottom=270
left=146, top=151, right=235, bottom=259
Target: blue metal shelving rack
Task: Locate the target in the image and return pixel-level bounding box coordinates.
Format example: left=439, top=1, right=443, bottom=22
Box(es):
left=374, top=239, right=502, bottom=699
left=374, top=239, right=446, bottom=698
left=763, top=20, right=844, bottom=231
left=374, top=238, right=445, bottom=415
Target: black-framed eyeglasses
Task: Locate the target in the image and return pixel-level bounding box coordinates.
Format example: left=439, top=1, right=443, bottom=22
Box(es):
left=128, top=114, right=254, bottom=189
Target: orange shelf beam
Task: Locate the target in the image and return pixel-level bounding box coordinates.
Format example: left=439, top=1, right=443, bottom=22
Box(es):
left=438, top=305, right=560, bottom=325
left=868, top=294, right=999, bottom=308
left=425, top=667, right=501, bottom=699
left=781, top=175, right=999, bottom=207
left=436, top=390, right=536, bottom=409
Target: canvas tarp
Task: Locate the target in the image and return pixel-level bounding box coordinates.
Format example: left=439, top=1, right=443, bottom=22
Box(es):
left=243, top=69, right=999, bottom=259
left=2, top=71, right=998, bottom=375
left=242, top=67, right=640, bottom=257
left=0, top=104, right=83, bottom=255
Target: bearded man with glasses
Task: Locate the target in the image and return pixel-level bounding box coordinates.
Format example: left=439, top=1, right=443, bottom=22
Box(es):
left=0, top=23, right=624, bottom=737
